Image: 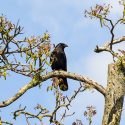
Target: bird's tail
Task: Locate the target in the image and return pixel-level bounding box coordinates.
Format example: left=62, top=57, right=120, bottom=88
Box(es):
left=58, top=77, right=68, bottom=91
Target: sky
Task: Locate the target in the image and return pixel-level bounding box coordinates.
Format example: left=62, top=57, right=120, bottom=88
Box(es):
left=0, top=0, right=125, bottom=125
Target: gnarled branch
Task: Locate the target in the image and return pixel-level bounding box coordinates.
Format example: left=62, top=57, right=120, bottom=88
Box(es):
left=0, top=70, right=106, bottom=108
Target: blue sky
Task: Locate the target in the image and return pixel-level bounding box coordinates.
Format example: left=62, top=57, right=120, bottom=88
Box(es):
left=0, top=0, right=125, bottom=125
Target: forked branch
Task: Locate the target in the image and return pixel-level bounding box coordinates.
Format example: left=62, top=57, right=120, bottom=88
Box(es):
left=94, top=36, right=125, bottom=53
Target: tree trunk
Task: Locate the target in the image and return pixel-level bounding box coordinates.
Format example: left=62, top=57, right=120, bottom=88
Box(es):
left=102, top=64, right=125, bottom=125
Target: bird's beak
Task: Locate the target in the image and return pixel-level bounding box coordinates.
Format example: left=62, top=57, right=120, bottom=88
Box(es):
left=64, top=44, right=68, bottom=47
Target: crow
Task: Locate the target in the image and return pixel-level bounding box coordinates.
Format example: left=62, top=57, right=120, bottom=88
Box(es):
left=50, top=43, right=68, bottom=91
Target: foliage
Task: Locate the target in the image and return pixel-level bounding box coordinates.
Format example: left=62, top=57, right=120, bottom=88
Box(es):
left=1, top=1, right=125, bottom=125
left=0, top=15, right=51, bottom=79
left=0, top=15, right=97, bottom=125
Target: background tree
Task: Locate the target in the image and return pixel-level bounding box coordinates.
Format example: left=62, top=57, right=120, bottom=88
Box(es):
left=0, top=0, right=125, bottom=125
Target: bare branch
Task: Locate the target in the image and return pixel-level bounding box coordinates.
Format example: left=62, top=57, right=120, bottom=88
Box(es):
left=94, top=36, right=125, bottom=53
left=13, top=85, right=83, bottom=125
left=0, top=117, right=13, bottom=125
left=0, top=75, right=41, bottom=108
left=1, top=121, right=13, bottom=125
left=0, top=70, right=105, bottom=108
left=13, top=106, right=51, bottom=124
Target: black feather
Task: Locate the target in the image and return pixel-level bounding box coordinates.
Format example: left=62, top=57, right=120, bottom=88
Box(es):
left=50, top=43, right=68, bottom=91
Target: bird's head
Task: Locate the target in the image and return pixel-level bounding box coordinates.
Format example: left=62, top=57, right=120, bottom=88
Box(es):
left=55, top=43, right=68, bottom=50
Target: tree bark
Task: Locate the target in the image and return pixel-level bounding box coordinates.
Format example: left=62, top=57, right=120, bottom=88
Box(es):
left=102, top=63, right=125, bottom=125
left=0, top=71, right=105, bottom=108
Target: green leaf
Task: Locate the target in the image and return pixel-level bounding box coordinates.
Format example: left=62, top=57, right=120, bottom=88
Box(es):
left=45, top=60, right=51, bottom=67
left=20, top=52, right=23, bottom=57
left=99, top=16, right=104, bottom=27
left=29, top=63, right=33, bottom=71
left=34, top=58, right=37, bottom=66
left=123, top=6, right=125, bottom=17
left=26, top=53, right=30, bottom=63
left=47, top=86, right=53, bottom=92
left=3, top=70, right=7, bottom=80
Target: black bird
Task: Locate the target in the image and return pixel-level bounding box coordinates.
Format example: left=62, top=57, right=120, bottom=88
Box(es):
left=50, top=43, right=68, bottom=91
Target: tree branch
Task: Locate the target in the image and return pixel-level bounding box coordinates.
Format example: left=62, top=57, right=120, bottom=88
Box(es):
left=0, top=70, right=106, bottom=108
left=41, top=71, right=106, bottom=96
left=94, top=36, right=125, bottom=53
left=0, top=117, right=13, bottom=125
left=13, top=85, right=83, bottom=125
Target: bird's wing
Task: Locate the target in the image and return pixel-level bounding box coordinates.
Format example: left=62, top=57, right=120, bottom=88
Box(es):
left=50, top=51, right=67, bottom=71
left=58, top=52, right=67, bottom=71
